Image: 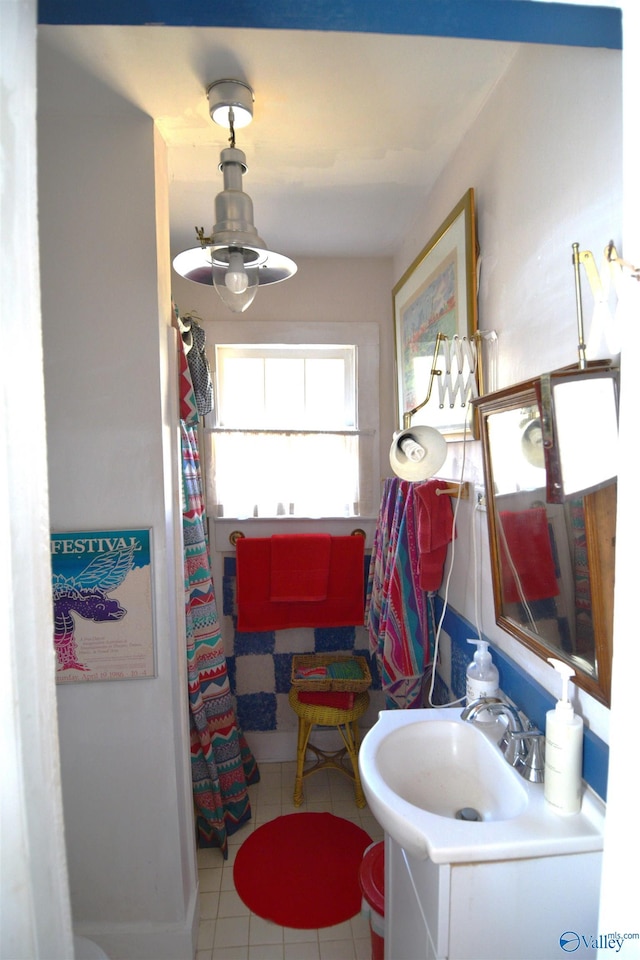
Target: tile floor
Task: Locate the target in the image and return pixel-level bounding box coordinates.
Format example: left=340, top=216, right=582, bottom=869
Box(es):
left=195, top=760, right=384, bottom=960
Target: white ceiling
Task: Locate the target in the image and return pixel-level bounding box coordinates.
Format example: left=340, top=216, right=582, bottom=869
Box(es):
left=37, top=25, right=519, bottom=262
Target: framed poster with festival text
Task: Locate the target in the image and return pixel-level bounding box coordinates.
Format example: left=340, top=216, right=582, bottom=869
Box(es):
left=51, top=528, right=155, bottom=683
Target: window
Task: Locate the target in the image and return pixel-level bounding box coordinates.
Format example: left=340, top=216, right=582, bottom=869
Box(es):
left=204, top=324, right=379, bottom=519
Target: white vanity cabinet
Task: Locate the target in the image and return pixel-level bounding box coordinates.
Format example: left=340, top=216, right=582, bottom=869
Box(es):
left=385, top=834, right=603, bottom=960
left=359, top=709, right=606, bottom=959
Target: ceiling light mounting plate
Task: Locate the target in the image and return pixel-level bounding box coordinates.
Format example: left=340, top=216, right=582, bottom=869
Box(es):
left=207, top=79, right=254, bottom=129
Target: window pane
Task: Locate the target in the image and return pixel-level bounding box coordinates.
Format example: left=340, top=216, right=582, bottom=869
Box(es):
left=305, top=359, right=350, bottom=429
left=218, top=357, right=264, bottom=427
left=264, top=358, right=305, bottom=428
left=211, top=432, right=360, bottom=518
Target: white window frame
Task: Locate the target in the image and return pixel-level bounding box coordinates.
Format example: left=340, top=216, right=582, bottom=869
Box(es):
left=203, top=321, right=380, bottom=521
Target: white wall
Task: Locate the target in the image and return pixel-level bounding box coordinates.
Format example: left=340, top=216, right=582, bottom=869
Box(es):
left=393, top=42, right=621, bottom=742
left=37, top=61, right=198, bottom=959
left=1, top=2, right=74, bottom=957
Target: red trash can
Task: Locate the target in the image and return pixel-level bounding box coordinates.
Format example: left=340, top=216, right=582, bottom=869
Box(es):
left=359, top=840, right=385, bottom=960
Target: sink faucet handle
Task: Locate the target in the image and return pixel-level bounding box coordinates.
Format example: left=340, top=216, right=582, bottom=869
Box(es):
left=499, top=724, right=528, bottom=765
left=507, top=729, right=545, bottom=782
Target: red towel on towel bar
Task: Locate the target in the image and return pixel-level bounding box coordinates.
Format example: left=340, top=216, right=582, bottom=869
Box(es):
left=270, top=534, right=331, bottom=601
left=236, top=535, right=365, bottom=632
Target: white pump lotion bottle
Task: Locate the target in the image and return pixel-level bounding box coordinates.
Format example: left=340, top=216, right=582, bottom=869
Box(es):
left=544, top=658, right=584, bottom=815
left=465, top=640, right=499, bottom=722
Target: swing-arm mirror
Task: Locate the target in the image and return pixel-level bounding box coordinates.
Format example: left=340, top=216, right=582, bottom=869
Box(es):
left=474, top=370, right=617, bottom=705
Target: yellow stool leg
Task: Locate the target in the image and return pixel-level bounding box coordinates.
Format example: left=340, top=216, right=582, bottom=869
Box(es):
left=293, top=716, right=312, bottom=806
left=339, top=718, right=366, bottom=808
left=349, top=719, right=366, bottom=808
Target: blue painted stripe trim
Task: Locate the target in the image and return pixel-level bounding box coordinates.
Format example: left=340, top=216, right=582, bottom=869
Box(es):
left=37, top=0, right=622, bottom=50
left=435, top=597, right=609, bottom=801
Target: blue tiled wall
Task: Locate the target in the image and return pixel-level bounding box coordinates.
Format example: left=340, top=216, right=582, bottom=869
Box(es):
left=434, top=597, right=609, bottom=800
left=222, top=556, right=381, bottom=735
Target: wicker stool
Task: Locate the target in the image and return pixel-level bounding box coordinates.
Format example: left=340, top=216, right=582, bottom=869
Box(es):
left=288, top=687, right=370, bottom=808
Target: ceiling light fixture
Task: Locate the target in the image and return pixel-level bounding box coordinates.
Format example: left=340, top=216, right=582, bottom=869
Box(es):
left=172, top=79, right=297, bottom=313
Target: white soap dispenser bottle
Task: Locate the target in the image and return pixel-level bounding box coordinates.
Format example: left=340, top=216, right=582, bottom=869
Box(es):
left=466, top=640, right=499, bottom=719
left=544, top=658, right=584, bottom=815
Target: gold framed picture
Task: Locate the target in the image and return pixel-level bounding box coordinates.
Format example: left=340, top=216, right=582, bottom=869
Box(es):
left=393, top=188, right=479, bottom=439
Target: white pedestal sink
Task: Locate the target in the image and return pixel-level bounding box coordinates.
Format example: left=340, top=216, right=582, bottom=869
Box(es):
left=359, top=706, right=605, bottom=864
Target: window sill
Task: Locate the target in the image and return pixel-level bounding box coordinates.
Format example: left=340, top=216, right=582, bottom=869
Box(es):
left=212, top=516, right=378, bottom=551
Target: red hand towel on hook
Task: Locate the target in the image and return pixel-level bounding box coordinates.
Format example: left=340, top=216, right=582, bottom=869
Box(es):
left=414, top=480, right=456, bottom=591
left=270, top=534, right=331, bottom=601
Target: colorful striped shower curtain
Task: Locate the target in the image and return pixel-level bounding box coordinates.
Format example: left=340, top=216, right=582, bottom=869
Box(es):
left=366, top=478, right=430, bottom=708
left=179, top=326, right=259, bottom=856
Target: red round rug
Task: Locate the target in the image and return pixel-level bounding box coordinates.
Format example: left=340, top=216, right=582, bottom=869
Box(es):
left=233, top=812, right=372, bottom=928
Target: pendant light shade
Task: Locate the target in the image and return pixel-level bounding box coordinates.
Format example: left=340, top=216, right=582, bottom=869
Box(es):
left=173, top=81, right=297, bottom=313
left=172, top=247, right=297, bottom=290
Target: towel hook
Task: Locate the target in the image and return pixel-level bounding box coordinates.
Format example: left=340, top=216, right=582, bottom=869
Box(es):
left=434, top=481, right=471, bottom=499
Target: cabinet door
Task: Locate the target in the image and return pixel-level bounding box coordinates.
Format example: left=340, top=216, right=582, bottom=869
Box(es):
left=385, top=836, right=450, bottom=960
left=449, top=853, right=603, bottom=960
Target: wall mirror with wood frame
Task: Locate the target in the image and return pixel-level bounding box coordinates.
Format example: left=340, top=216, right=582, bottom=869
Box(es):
left=474, top=375, right=617, bottom=705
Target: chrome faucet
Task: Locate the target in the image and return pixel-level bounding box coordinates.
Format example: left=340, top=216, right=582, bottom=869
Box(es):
left=461, top=696, right=540, bottom=775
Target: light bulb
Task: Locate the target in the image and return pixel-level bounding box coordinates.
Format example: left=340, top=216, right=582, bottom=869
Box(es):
left=213, top=260, right=259, bottom=313
left=225, top=250, right=249, bottom=294
left=398, top=435, right=426, bottom=462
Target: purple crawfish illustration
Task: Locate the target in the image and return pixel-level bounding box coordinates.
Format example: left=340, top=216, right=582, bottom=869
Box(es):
left=53, top=547, right=136, bottom=671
